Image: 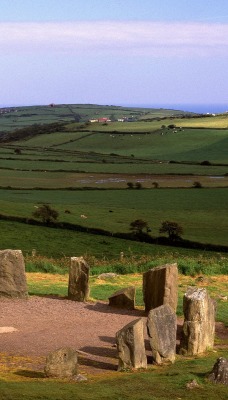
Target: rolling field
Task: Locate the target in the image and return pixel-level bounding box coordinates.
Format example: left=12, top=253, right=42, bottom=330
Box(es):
left=0, top=104, right=227, bottom=251
left=0, top=188, right=227, bottom=246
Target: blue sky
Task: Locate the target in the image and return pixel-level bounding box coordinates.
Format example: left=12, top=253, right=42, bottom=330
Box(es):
left=1, top=1, right=228, bottom=109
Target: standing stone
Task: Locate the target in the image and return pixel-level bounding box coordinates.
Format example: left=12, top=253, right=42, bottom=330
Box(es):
left=44, top=347, right=78, bottom=378
left=109, top=286, right=135, bottom=310
left=147, top=304, right=177, bottom=364
left=0, top=249, right=28, bottom=298
left=116, top=318, right=147, bottom=371
left=208, top=358, right=228, bottom=385
left=179, top=287, right=215, bottom=355
left=68, top=257, right=89, bottom=301
left=143, top=263, right=178, bottom=313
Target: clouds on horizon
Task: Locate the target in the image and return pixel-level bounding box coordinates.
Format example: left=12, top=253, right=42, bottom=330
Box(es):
left=1, top=21, right=228, bottom=57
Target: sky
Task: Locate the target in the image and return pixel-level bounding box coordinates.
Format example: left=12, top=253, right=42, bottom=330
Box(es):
left=0, top=0, right=228, bottom=110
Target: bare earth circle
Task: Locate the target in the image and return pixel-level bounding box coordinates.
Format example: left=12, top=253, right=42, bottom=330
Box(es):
left=0, top=296, right=227, bottom=375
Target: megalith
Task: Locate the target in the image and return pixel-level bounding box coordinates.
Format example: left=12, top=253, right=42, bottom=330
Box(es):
left=208, top=357, right=228, bottom=385
left=179, top=287, right=215, bottom=355
left=0, top=249, right=28, bottom=298
left=147, top=304, right=177, bottom=364
left=116, top=318, right=147, bottom=371
left=109, top=286, right=135, bottom=310
left=143, top=263, right=178, bottom=313
left=44, top=347, right=78, bottom=378
left=68, top=257, right=89, bottom=301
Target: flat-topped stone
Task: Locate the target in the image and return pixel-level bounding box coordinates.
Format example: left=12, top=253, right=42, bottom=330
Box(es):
left=68, top=257, right=89, bottom=302
left=180, top=287, right=215, bottom=355
left=143, top=263, right=178, bottom=312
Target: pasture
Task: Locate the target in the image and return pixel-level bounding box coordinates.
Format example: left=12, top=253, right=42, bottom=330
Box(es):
left=0, top=187, right=227, bottom=246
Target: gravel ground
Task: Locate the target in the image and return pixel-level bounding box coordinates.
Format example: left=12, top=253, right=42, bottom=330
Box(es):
left=0, top=296, right=227, bottom=375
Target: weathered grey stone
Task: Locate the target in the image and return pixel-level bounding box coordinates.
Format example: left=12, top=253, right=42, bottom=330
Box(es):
left=98, top=272, right=118, bottom=280
left=143, top=263, right=178, bottom=313
left=109, top=286, right=135, bottom=310
left=208, top=357, right=228, bottom=385
left=116, top=318, right=147, bottom=371
left=44, top=347, right=78, bottom=378
left=186, top=379, right=200, bottom=389
left=179, top=287, right=215, bottom=355
left=68, top=257, right=89, bottom=301
left=0, top=249, right=28, bottom=298
left=147, top=304, right=177, bottom=364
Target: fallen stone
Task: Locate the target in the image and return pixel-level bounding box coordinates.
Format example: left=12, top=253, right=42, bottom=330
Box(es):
left=98, top=273, right=118, bottom=280
left=147, top=304, right=177, bottom=364
left=0, top=249, right=28, bottom=298
left=186, top=379, right=200, bottom=389
left=116, top=318, right=147, bottom=371
left=179, top=287, right=215, bottom=355
left=68, top=257, right=89, bottom=302
left=208, top=357, right=228, bottom=385
left=44, top=347, right=78, bottom=378
left=109, top=286, right=135, bottom=310
left=143, top=263, right=178, bottom=313
left=74, top=374, right=88, bottom=382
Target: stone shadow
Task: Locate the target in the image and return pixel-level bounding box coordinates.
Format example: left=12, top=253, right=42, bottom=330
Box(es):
left=80, top=345, right=117, bottom=359
left=85, top=301, right=145, bottom=317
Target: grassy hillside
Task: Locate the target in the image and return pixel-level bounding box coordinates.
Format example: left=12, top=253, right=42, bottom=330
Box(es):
left=0, top=188, right=227, bottom=246
left=0, top=104, right=227, bottom=250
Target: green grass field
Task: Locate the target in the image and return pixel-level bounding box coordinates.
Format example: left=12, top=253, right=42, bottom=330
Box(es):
left=0, top=188, right=227, bottom=246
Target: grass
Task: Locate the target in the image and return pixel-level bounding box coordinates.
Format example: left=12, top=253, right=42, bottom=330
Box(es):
left=0, top=352, right=228, bottom=400
left=26, top=271, right=228, bottom=326
left=7, top=127, right=228, bottom=164
left=0, top=187, right=227, bottom=246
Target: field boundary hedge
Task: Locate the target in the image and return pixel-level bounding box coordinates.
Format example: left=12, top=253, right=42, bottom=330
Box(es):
left=0, top=213, right=227, bottom=253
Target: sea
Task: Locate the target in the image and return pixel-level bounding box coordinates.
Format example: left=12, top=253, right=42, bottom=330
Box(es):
left=124, top=104, right=228, bottom=114
left=0, top=103, right=227, bottom=114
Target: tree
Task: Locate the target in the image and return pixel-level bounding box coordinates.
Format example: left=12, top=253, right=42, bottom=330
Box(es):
left=193, top=181, right=203, bottom=188
left=130, top=219, right=149, bottom=235
left=135, top=182, right=142, bottom=189
left=32, top=204, right=59, bottom=225
left=159, top=220, right=183, bottom=241
left=127, top=182, right=134, bottom=189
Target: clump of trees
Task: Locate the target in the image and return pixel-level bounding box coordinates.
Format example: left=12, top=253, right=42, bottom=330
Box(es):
left=159, top=220, right=183, bottom=241
left=193, top=181, right=203, bottom=188
left=127, top=182, right=143, bottom=189
left=32, top=204, right=59, bottom=225
left=130, top=219, right=150, bottom=235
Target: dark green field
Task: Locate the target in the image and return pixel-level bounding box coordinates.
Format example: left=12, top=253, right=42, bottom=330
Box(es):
left=0, top=188, right=227, bottom=246
left=0, top=103, right=227, bottom=252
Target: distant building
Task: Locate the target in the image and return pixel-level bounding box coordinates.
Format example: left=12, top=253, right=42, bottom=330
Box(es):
left=98, top=117, right=110, bottom=123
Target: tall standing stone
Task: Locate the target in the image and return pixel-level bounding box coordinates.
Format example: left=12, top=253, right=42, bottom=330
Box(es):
left=0, top=249, right=28, bottom=298
left=116, top=318, right=147, bottom=371
left=68, top=257, right=89, bottom=302
left=143, top=263, right=178, bottom=313
left=147, top=304, right=177, bottom=364
left=179, top=287, right=215, bottom=355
